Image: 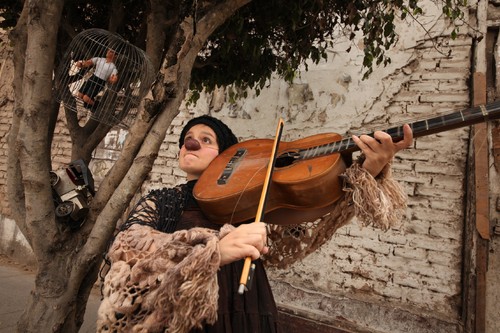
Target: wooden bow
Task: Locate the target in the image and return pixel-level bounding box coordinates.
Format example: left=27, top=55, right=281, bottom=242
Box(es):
left=238, top=118, right=284, bottom=294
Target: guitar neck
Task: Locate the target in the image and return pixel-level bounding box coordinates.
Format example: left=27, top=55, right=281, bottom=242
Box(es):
left=298, top=102, right=500, bottom=158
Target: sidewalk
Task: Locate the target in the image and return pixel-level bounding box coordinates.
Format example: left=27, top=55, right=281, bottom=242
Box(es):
left=0, top=257, right=100, bottom=333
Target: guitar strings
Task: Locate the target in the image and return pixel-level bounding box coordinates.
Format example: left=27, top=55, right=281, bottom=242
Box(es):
left=346, top=103, right=481, bottom=138
left=229, top=163, right=269, bottom=224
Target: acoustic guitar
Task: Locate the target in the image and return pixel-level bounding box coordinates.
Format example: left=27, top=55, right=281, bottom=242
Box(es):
left=194, top=102, right=500, bottom=224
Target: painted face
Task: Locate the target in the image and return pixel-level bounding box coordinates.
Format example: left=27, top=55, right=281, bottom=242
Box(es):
left=179, top=124, right=219, bottom=180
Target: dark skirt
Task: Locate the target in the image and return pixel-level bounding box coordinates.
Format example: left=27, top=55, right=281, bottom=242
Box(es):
left=79, top=74, right=106, bottom=99
left=174, top=194, right=279, bottom=333
left=189, top=258, right=279, bottom=333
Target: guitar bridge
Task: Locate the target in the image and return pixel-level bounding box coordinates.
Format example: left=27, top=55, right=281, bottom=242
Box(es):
left=217, top=148, right=246, bottom=185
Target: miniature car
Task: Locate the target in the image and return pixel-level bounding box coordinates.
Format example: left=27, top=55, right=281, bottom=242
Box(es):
left=50, top=160, right=95, bottom=228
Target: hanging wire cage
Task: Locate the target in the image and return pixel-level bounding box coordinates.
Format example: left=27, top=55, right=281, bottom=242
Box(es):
left=55, top=28, right=155, bottom=129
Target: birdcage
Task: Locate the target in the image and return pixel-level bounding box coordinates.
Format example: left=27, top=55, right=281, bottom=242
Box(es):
left=55, top=29, right=155, bottom=129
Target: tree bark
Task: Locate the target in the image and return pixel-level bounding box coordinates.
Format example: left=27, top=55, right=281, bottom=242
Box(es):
left=8, top=1, right=254, bottom=332
left=6, top=1, right=29, bottom=239
left=9, top=1, right=91, bottom=332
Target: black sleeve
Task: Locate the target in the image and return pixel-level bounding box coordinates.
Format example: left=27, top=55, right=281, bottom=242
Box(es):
left=119, top=187, right=186, bottom=233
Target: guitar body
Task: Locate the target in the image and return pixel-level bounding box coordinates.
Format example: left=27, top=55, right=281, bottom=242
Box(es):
left=193, top=133, right=347, bottom=224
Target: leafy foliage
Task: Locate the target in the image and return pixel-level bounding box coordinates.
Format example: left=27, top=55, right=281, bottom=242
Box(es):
left=0, top=0, right=467, bottom=95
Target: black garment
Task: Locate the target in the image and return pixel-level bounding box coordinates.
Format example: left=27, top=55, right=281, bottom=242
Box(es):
left=124, top=180, right=279, bottom=333
left=79, top=74, right=106, bottom=100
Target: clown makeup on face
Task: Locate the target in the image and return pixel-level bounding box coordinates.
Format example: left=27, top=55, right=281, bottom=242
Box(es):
left=179, top=124, right=220, bottom=180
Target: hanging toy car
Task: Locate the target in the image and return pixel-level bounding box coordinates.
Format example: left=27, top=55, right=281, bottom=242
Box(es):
left=50, top=160, right=95, bottom=229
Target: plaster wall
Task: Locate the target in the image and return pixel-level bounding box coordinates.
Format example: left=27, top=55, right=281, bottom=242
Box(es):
left=136, top=3, right=473, bottom=331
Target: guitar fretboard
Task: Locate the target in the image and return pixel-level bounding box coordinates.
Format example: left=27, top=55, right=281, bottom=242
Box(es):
left=298, top=101, right=500, bottom=159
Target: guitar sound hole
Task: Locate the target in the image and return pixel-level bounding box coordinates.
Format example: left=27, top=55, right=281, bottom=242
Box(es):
left=275, top=152, right=300, bottom=168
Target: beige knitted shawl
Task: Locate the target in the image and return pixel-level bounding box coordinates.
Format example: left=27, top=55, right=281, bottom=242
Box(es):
left=97, top=162, right=406, bottom=332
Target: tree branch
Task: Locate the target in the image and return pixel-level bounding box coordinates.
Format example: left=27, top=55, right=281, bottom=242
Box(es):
left=6, top=3, right=29, bottom=239
left=16, top=0, right=65, bottom=256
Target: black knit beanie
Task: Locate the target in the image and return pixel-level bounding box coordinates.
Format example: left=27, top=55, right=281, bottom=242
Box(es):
left=179, top=115, right=238, bottom=153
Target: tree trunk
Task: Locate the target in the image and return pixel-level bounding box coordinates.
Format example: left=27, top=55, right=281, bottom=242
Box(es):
left=7, top=1, right=93, bottom=332
left=6, top=1, right=28, bottom=238
left=7, top=1, right=253, bottom=332
left=17, top=257, right=100, bottom=332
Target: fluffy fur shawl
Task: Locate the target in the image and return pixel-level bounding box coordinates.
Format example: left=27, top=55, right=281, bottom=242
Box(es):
left=97, top=224, right=235, bottom=333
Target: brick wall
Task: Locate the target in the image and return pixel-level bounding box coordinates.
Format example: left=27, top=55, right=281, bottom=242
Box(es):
left=0, top=30, right=13, bottom=217
left=261, top=35, right=472, bottom=331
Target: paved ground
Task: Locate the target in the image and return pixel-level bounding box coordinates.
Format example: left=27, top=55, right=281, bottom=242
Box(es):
left=0, top=255, right=100, bottom=333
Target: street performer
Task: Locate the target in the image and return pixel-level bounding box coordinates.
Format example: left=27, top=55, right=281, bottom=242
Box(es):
left=97, top=115, right=413, bottom=333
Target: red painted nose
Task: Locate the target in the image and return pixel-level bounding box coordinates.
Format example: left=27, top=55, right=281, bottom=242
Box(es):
left=184, top=138, right=201, bottom=151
